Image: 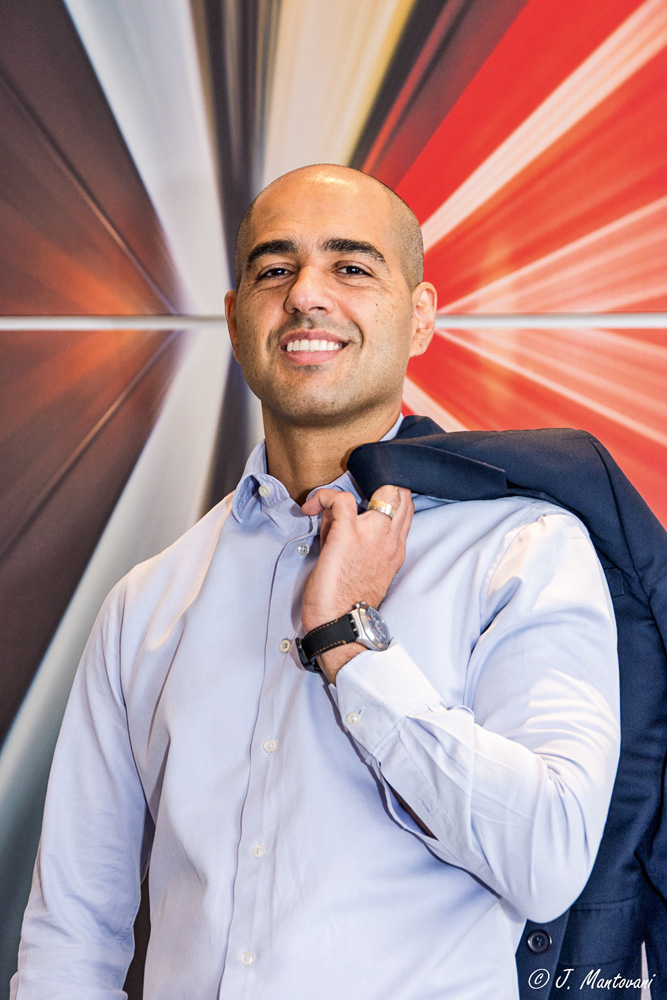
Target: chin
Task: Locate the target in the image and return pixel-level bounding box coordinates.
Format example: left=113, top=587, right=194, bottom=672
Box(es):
left=277, top=403, right=350, bottom=427
left=272, top=393, right=393, bottom=429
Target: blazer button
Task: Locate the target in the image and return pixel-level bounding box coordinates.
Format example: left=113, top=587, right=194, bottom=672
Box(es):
left=527, top=929, right=552, bottom=954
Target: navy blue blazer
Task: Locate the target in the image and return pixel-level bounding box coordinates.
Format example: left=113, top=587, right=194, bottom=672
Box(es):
left=348, top=416, right=667, bottom=1000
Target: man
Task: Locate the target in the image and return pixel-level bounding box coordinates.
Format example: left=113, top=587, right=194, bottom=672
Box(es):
left=11, top=165, right=620, bottom=999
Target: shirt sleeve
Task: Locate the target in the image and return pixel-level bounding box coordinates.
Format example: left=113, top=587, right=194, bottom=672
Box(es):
left=333, top=508, right=621, bottom=923
left=10, top=583, right=151, bottom=1000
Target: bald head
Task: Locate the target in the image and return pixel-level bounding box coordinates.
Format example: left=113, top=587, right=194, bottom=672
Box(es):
left=234, top=165, right=424, bottom=290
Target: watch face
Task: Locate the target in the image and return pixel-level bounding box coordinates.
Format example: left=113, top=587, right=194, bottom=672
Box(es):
left=364, top=606, right=391, bottom=646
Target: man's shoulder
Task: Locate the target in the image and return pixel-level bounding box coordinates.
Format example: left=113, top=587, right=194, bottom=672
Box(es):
left=411, top=493, right=596, bottom=582
left=115, top=492, right=236, bottom=609
left=416, top=491, right=585, bottom=533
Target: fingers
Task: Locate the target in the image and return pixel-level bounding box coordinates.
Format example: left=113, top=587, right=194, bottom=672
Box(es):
left=301, top=488, right=359, bottom=519
left=364, top=485, right=413, bottom=531
left=364, top=487, right=414, bottom=570
left=301, top=485, right=413, bottom=530
left=300, top=484, right=414, bottom=636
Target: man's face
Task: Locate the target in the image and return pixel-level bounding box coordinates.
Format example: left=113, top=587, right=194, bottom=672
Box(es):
left=225, top=168, right=435, bottom=429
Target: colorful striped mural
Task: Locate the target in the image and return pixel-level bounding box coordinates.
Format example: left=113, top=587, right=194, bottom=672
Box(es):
left=0, top=1, right=665, bottom=994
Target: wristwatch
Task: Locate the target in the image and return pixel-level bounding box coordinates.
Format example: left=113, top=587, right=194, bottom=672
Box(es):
left=296, top=602, right=391, bottom=673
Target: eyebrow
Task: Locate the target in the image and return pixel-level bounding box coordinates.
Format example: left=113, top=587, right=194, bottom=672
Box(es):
left=245, top=236, right=387, bottom=272
left=321, top=237, right=387, bottom=267
left=246, top=239, right=299, bottom=271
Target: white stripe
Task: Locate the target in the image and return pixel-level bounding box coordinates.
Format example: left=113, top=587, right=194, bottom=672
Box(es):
left=0, top=316, right=227, bottom=331
left=1, top=314, right=664, bottom=331
left=434, top=314, right=667, bottom=330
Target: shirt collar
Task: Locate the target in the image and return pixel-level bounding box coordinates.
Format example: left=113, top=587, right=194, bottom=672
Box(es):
left=232, top=414, right=404, bottom=523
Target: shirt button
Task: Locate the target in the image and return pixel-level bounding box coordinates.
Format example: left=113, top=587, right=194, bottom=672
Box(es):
left=279, top=639, right=291, bottom=653
left=263, top=738, right=278, bottom=753
left=297, top=542, right=310, bottom=557
left=240, top=950, right=256, bottom=966
left=252, top=843, right=266, bottom=859
left=258, top=484, right=271, bottom=498
left=346, top=712, right=360, bottom=727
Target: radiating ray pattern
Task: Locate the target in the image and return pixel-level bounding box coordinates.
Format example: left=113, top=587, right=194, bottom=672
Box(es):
left=417, top=0, right=667, bottom=255
left=0, top=328, right=188, bottom=746
left=407, top=326, right=667, bottom=523
left=0, top=0, right=666, bottom=989
left=374, top=0, right=667, bottom=536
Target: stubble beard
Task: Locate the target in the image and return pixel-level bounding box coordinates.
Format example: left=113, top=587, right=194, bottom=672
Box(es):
left=254, top=358, right=406, bottom=432
left=237, top=314, right=408, bottom=431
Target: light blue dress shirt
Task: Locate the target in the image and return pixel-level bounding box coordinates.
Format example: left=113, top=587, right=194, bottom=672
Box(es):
left=11, top=425, right=620, bottom=1000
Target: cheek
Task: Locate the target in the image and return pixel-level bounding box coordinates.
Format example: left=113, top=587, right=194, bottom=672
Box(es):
left=232, top=326, right=262, bottom=378
left=372, top=300, right=413, bottom=353
left=366, top=298, right=398, bottom=334
left=234, top=305, right=268, bottom=356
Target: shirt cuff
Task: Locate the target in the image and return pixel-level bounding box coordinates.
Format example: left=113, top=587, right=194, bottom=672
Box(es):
left=332, top=638, right=446, bottom=756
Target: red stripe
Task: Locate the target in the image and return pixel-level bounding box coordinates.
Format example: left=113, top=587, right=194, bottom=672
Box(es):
left=393, top=0, right=646, bottom=219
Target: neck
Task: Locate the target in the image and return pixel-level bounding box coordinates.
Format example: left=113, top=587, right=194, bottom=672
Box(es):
left=262, top=405, right=401, bottom=504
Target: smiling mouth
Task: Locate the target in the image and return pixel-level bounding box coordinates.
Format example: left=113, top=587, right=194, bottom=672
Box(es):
left=285, top=339, right=344, bottom=354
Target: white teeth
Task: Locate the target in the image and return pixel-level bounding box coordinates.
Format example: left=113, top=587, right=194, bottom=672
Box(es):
left=286, top=339, right=343, bottom=353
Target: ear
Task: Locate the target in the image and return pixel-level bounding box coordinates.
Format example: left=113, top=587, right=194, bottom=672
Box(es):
left=409, top=282, right=437, bottom=358
left=225, top=290, right=240, bottom=361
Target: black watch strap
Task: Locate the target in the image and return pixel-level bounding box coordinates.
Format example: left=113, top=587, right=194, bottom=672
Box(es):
left=296, top=615, right=357, bottom=672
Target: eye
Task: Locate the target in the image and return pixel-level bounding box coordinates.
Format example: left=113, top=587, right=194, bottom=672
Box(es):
left=337, top=264, right=370, bottom=276
left=257, top=265, right=292, bottom=280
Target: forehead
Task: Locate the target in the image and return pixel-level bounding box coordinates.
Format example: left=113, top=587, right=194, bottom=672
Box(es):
left=247, top=174, right=396, bottom=257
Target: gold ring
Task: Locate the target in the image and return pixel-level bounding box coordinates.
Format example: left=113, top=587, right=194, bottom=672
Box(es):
left=368, top=498, right=396, bottom=519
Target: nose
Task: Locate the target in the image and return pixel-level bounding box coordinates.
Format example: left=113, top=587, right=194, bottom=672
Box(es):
left=283, top=265, right=335, bottom=315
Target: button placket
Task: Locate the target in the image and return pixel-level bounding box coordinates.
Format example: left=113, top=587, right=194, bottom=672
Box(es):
left=220, top=524, right=316, bottom=998
left=264, top=530, right=315, bottom=672
left=218, top=532, right=290, bottom=1000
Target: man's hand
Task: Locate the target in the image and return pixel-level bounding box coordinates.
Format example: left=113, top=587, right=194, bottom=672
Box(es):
left=300, top=485, right=413, bottom=683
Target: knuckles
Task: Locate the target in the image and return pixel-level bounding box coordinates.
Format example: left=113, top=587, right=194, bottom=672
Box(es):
left=302, top=487, right=411, bottom=624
